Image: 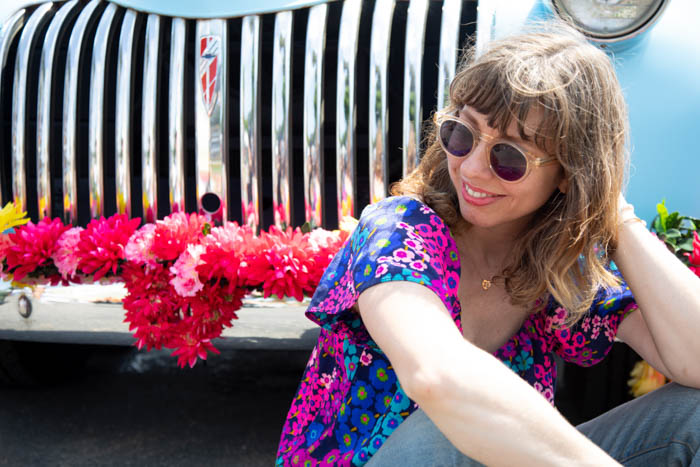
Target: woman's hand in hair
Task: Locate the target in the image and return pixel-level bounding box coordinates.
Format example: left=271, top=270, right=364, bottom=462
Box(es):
left=614, top=194, right=700, bottom=388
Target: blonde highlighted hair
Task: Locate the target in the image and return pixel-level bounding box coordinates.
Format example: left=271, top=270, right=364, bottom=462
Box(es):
left=392, top=22, right=629, bottom=323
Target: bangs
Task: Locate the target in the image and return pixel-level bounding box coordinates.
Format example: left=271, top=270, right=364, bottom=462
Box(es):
left=449, top=56, right=565, bottom=155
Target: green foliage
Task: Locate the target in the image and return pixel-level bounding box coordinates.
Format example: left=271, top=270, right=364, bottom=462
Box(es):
left=650, top=200, right=700, bottom=265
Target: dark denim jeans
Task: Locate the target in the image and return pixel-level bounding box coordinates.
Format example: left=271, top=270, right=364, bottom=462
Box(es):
left=366, top=383, right=700, bottom=466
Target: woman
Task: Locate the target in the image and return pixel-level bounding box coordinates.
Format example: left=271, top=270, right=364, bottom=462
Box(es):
left=276, top=23, right=700, bottom=466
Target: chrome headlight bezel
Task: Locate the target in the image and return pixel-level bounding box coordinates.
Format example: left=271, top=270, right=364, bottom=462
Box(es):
left=551, top=0, right=669, bottom=43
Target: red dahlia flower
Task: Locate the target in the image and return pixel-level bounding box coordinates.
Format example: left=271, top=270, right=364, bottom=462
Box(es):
left=151, top=212, right=209, bottom=261
left=688, top=231, right=700, bottom=277
left=77, top=214, right=141, bottom=280
left=5, top=217, right=69, bottom=280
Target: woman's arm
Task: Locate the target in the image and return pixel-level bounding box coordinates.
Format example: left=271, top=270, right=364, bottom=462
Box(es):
left=613, top=199, right=700, bottom=387
left=358, top=281, right=619, bottom=466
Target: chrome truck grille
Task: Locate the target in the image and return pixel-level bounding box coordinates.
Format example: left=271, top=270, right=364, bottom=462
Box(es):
left=0, top=0, right=477, bottom=230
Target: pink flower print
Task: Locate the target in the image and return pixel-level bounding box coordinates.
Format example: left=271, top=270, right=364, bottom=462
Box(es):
left=533, top=364, right=546, bottom=380
left=534, top=381, right=544, bottom=393
left=320, top=372, right=333, bottom=389
left=410, top=260, right=426, bottom=271
left=360, top=350, right=373, bottom=366
left=419, top=205, right=432, bottom=214
left=572, top=332, right=586, bottom=348
left=396, top=221, right=411, bottom=230
left=502, top=341, right=517, bottom=358
left=581, top=317, right=591, bottom=332
left=393, top=248, right=415, bottom=263
left=542, top=386, right=554, bottom=404
left=404, top=239, right=420, bottom=250
left=377, top=255, right=390, bottom=263
left=375, top=264, right=388, bottom=277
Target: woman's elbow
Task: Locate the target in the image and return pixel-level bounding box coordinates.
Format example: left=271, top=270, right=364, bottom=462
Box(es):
left=399, top=365, right=452, bottom=405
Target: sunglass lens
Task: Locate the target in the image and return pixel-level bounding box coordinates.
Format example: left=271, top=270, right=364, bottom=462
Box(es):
left=490, top=143, right=527, bottom=181
left=440, top=120, right=474, bottom=157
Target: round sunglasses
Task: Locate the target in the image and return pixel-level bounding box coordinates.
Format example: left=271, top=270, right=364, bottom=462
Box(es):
left=435, top=111, right=558, bottom=183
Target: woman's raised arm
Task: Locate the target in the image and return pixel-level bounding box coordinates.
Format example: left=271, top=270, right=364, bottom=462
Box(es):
left=358, top=280, right=619, bottom=466
left=614, top=198, right=700, bottom=388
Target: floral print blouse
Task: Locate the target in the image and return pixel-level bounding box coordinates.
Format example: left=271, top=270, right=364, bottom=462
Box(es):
left=275, top=196, right=637, bottom=466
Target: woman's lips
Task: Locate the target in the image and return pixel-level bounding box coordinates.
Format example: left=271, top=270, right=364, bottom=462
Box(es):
left=461, top=182, right=503, bottom=206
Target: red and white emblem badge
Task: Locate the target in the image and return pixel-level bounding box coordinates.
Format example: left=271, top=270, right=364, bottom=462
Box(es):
left=199, top=35, right=220, bottom=116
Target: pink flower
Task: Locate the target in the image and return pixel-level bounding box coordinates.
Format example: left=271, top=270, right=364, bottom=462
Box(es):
left=151, top=212, right=208, bottom=261
left=124, top=223, right=157, bottom=268
left=77, top=214, right=140, bottom=280
left=52, top=227, right=84, bottom=279
left=687, top=231, right=700, bottom=277
left=359, top=350, right=373, bottom=366
left=5, top=217, right=69, bottom=280
left=170, top=243, right=205, bottom=297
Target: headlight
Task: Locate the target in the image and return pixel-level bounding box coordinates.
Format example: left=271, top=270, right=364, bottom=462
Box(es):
left=552, top=0, right=667, bottom=41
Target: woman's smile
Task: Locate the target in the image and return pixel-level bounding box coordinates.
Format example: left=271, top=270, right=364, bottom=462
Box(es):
left=461, top=181, right=503, bottom=206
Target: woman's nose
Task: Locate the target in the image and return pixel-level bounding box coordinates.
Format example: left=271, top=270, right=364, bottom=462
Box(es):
left=460, top=140, right=492, bottom=179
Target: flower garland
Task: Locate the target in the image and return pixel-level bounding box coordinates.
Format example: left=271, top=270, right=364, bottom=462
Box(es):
left=0, top=203, right=352, bottom=368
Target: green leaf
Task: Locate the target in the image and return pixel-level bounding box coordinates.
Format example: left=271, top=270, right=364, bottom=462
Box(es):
left=300, top=221, right=312, bottom=234
left=202, top=222, right=211, bottom=236
left=664, top=228, right=682, bottom=239
left=678, top=237, right=695, bottom=252
left=666, top=212, right=681, bottom=229
left=656, top=200, right=668, bottom=231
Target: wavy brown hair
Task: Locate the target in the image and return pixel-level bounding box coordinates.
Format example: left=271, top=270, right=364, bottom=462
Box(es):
left=392, top=23, right=629, bottom=323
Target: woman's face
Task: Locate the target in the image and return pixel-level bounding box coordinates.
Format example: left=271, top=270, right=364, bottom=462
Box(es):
left=447, top=105, right=567, bottom=233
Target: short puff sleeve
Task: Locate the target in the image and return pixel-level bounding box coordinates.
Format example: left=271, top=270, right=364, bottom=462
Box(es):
left=550, top=264, right=638, bottom=367
left=305, top=196, right=461, bottom=349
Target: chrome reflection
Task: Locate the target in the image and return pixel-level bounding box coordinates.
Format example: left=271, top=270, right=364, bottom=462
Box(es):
left=271, top=11, right=292, bottom=228
left=402, top=0, right=429, bottom=176
left=0, top=9, right=25, bottom=205
left=336, top=0, right=362, bottom=221
left=303, top=4, right=327, bottom=227
left=369, top=0, right=394, bottom=204
left=37, top=1, right=81, bottom=220
left=88, top=3, right=117, bottom=218
left=115, top=9, right=136, bottom=217
left=438, top=0, right=461, bottom=110
left=240, top=15, right=261, bottom=230
left=11, top=3, right=53, bottom=213
left=169, top=18, right=186, bottom=213
left=142, top=14, right=160, bottom=223
left=63, top=0, right=101, bottom=224
left=195, top=19, right=228, bottom=223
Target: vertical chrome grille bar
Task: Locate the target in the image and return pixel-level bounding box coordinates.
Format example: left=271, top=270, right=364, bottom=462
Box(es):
left=168, top=18, right=186, bottom=213
left=141, top=14, right=160, bottom=223
left=438, top=0, right=462, bottom=110
left=115, top=9, right=136, bottom=217
left=336, top=0, right=362, bottom=220
left=63, top=0, right=101, bottom=224
left=240, top=15, right=260, bottom=229
left=368, top=0, right=394, bottom=204
left=11, top=3, right=53, bottom=212
left=303, top=4, right=327, bottom=227
left=0, top=9, right=25, bottom=205
left=271, top=11, right=292, bottom=228
left=88, top=3, right=117, bottom=219
left=402, top=0, right=429, bottom=176
left=37, top=0, right=81, bottom=220
left=194, top=19, right=228, bottom=223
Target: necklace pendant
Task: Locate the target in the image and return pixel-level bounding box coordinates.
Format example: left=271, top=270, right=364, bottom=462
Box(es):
left=481, top=279, right=492, bottom=291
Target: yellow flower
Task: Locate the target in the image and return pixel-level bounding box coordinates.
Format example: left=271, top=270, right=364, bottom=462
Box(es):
left=0, top=202, right=29, bottom=234
left=628, top=359, right=667, bottom=398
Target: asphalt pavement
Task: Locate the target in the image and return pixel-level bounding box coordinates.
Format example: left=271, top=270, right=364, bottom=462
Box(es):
left=0, top=345, right=311, bottom=466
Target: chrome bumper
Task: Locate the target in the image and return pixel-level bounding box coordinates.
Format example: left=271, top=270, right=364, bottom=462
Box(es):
left=0, top=283, right=318, bottom=349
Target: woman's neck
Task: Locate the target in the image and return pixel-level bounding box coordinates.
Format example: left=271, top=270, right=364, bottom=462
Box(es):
left=456, top=223, right=523, bottom=271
